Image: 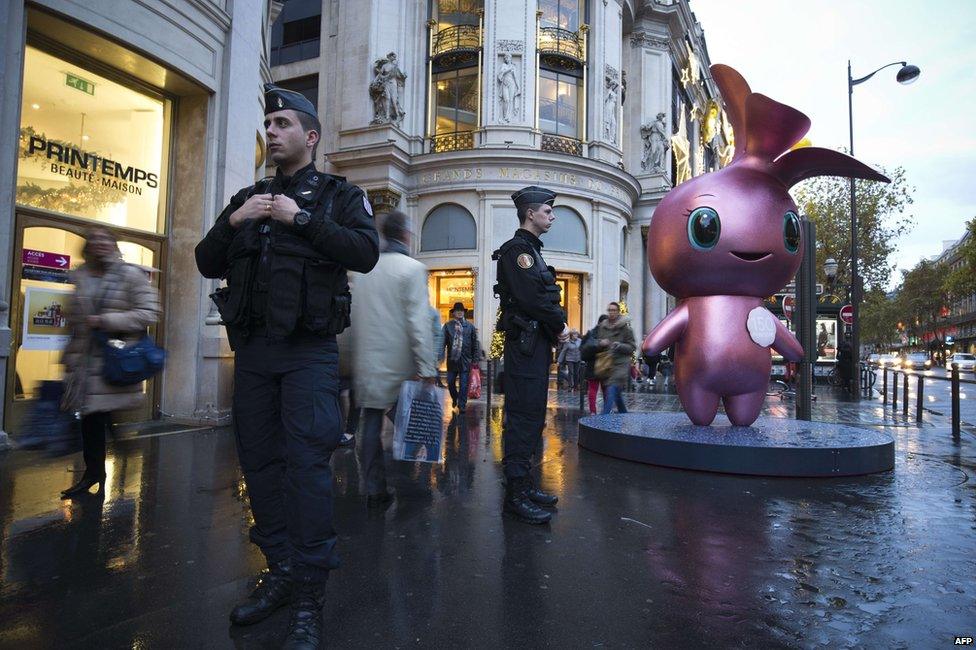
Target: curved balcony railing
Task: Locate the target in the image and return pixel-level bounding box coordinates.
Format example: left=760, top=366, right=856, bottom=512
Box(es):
left=537, top=26, right=585, bottom=63
left=430, top=131, right=475, bottom=153
left=432, top=24, right=481, bottom=58
left=541, top=134, right=582, bottom=157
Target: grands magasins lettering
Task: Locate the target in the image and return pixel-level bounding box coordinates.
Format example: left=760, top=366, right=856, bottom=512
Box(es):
left=27, top=134, right=159, bottom=192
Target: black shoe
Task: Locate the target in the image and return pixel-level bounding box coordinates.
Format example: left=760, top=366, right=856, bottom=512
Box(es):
left=282, top=573, right=326, bottom=649
left=366, top=489, right=394, bottom=508
left=229, top=561, right=293, bottom=626
left=338, top=433, right=355, bottom=447
left=525, top=486, right=558, bottom=507
left=503, top=480, right=552, bottom=524
left=60, top=474, right=105, bottom=498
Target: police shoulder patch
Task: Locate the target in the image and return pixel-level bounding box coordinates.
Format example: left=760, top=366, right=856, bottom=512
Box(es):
left=363, top=195, right=373, bottom=216
left=516, top=253, right=535, bottom=269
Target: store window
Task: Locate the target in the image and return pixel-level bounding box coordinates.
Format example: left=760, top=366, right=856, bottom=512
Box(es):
left=428, top=269, right=476, bottom=326
left=421, top=204, right=477, bottom=251
left=539, top=70, right=581, bottom=139
left=17, top=46, right=170, bottom=234
left=541, top=206, right=586, bottom=254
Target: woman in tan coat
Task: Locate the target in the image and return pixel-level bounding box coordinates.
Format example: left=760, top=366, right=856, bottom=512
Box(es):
left=60, top=227, right=161, bottom=497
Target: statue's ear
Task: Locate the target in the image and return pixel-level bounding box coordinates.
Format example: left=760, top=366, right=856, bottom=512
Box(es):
left=710, top=64, right=751, bottom=161
left=771, top=147, right=890, bottom=188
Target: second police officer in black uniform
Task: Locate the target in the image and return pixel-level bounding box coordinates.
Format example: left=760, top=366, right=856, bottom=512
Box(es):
left=493, top=186, right=570, bottom=524
left=195, top=84, right=379, bottom=649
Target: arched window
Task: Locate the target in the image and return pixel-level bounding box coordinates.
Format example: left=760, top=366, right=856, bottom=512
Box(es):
left=541, top=206, right=586, bottom=254
left=420, top=204, right=477, bottom=251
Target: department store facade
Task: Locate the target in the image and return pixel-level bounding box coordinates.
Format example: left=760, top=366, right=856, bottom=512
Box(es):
left=0, top=0, right=275, bottom=437
left=272, top=0, right=730, bottom=342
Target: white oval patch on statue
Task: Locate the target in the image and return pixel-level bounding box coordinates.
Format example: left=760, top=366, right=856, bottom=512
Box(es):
left=746, top=307, right=776, bottom=347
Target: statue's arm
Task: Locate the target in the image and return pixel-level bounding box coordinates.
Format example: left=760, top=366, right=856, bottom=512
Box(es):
left=642, top=303, right=690, bottom=356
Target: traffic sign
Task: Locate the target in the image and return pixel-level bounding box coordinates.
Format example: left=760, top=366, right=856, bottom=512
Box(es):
left=22, top=249, right=70, bottom=270
left=840, top=304, right=854, bottom=325
left=783, top=295, right=795, bottom=320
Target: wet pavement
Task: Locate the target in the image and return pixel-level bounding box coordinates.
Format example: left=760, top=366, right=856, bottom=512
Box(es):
left=1, top=387, right=974, bottom=648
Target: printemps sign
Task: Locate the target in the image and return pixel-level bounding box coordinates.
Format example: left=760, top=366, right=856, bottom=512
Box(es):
left=15, top=46, right=168, bottom=234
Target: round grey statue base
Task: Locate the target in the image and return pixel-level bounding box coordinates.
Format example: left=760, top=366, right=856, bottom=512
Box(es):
left=578, top=413, right=894, bottom=477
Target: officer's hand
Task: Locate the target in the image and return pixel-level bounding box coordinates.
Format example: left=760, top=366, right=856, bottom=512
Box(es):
left=229, top=194, right=273, bottom=228
left=270, top=194, right=300, bottom=225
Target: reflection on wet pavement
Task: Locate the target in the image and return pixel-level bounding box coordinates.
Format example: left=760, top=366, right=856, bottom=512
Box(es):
left=0, top=395, right=973, bottom=647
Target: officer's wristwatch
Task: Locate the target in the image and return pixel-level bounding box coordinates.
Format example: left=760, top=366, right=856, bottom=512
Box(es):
left=293, top=208, right=311, bottom=228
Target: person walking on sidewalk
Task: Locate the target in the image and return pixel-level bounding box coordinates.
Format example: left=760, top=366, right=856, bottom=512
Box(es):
left=557, top=330, right=582, bottom=391
left=493, top=185, right=569, bottom=524
left=580, top=315, right=608, bottom=414
left=351, top=211, right=437, bottom=507
left=441, top=302, right=479, bottom=413
left=60, top=226, right=160, bottom=498
left=593, top=302, right=636, bottom=414
left=195, top=84, right=379, bottom=649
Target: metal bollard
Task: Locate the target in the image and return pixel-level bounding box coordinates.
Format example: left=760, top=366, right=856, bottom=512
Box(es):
left=902, top=371, right=909, bottom=418
left=892, top=372, right=898, bottom=411
left=882, top=367, right=888, bottom=405
left=951, top=363, right=961, bottom=437
left=485, top=358, right=493, bottom=431
left=916, top=374, right=924, bottom=424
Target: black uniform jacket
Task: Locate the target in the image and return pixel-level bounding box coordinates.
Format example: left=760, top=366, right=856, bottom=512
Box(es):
left=496, top=228, right=565, bottom=337
left=195, top=163, right=379, bottom=342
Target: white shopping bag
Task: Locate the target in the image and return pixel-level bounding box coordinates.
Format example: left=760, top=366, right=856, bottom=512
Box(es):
left=392, top=380, right=447, bottom=464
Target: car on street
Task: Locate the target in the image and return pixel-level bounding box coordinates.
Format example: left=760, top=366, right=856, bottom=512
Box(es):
left=901, top=352, right=931, bottom=371
left=873, top=353, right=900, bottom=367
left=950, top=352, right=976, bottom=372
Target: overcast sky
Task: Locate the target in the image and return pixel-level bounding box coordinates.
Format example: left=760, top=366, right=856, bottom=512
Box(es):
left=689, top=0, right=975, bottom=286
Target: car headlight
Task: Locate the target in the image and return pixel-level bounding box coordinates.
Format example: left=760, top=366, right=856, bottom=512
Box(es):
left=925, top=361, right=931, bottom=367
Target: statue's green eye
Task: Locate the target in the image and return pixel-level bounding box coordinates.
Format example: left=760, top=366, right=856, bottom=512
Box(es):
left=687, top=207, right=721, bottom=250
left=783, top=211, right=800, bottom=254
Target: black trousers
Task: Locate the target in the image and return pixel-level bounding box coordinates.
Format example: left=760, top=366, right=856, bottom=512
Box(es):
left=502, top=337, right=552, bottom=480
left=233, top=334, right=341, bottom=574
left=81, top=411, right=112, bottom=479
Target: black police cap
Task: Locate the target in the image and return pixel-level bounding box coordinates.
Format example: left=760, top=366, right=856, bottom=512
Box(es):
left=511, top=185, right=556, bottom=209
left=264, top=83, right=317, bottom=119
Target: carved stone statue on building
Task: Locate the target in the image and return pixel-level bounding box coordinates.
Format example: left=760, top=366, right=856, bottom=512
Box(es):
left=496, top=52, right=521, bottom=123
left=641, top=112, right=669, bottom=172
left=369, top=52, right=407, bottom=126
left=603, top=79, right=618, bottom=143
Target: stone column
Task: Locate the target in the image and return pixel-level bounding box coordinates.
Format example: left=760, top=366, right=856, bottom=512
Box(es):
left=0, top=1, right=25, bottom=446
left=626, top=28, right=673, bottom=192
left=481, top=0, right=535, bottom=148
left=587, top=0, right=623, bottom=166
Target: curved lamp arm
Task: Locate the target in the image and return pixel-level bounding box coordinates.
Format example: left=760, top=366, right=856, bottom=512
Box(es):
left=850, top=61, right=906, bottom=87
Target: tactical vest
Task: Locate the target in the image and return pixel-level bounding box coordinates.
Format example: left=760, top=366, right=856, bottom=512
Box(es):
left=210, top=172, right=352, bottom=344
left=491, top=236, right=561, bottom=335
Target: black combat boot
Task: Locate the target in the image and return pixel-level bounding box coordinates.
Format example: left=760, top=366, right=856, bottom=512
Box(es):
left=503, top=477, right=552, bottom=524
left=524, top=479, right=558, bottom=507
left=282, top=567, right=327, bottom=649
left=229, top=560, right=294, bottom=626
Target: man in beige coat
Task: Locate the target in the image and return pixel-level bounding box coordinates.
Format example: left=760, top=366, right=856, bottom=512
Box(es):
left=350, top=211, right=436, bottom=506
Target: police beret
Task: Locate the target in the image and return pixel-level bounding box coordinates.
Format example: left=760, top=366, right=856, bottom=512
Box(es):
left=511, top=185, right=556, bottom=209
left=264, top=83, right=317, bottom=118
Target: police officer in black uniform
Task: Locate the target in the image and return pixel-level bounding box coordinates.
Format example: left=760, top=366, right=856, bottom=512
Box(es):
left=195, top=84, right=379, bottom=649
left=493, top=186, right=570, bottom=524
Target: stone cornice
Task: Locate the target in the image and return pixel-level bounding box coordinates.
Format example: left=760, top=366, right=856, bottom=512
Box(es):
left=629, top=31, right=670, bottom=49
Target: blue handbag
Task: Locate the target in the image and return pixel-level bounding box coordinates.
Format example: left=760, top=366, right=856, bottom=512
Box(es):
left=98, top=332, right=166, bottom=386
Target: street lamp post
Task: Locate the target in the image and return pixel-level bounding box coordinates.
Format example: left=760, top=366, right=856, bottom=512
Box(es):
left=846, top=60, right=920, bottom=398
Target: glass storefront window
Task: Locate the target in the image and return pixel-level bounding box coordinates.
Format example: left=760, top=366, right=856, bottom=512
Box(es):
left=434, top=67, right=479, bottom=135
left=539, top=70, right=580, bottom=138
left=555, top=272, right=583, bottom=333
left=428, top=270, right=476, bottom=326
left=17, top=46, right=170, bottom=234
left=435, top=0, right=482, bottom=29
left=539, top=0, right=581, bottom=31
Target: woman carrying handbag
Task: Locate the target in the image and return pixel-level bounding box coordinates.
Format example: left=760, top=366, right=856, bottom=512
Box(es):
left=59, top=226, right=161, bottom=498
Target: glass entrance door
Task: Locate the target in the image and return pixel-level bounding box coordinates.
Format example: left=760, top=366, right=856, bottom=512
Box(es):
left=6, top=213, right=163, bottom=431
left=555, top=272, right=583, bottom=333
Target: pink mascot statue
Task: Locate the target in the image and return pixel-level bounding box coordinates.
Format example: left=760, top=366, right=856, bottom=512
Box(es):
left=641, top=64, right=889, bottom=427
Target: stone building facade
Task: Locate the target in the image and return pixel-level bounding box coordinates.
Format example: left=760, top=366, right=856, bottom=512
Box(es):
left=0, top=0, right=275, bottom=440
left=272, top=0, right=730, bottom=346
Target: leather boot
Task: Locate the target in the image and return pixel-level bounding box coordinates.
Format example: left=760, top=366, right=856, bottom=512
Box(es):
left=229, top=560, right=293, bottom=626
left=525, top=480, right=558, bottom=507
left=503, top=478, right=552, bottom=524
left=282, top=568, right=327, bottom=650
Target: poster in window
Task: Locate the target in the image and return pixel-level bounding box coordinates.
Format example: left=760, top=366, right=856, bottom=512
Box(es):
left=22, top=286, right=72, bottom=351
left=816, top=319, right=837, bottom=361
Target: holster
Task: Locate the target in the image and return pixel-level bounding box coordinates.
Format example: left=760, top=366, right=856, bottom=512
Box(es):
left=511, top=315, right=539, bottom=355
